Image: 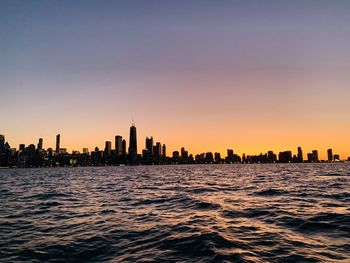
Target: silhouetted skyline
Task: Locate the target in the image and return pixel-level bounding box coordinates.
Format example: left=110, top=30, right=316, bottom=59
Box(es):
left=0, top=124, right=346, bottom=168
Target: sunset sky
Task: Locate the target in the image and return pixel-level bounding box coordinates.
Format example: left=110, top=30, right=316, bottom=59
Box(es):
left=1, top=0, right=350, bottom=159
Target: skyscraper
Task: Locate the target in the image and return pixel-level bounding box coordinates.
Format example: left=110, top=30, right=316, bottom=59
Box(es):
left=146, top=137, right=153, bottom=154
left=56, top=134, right=60, bottom=155
left=181, top=147, right=188, bottom=159
left=162, top=144, right=166, bottom=157
left=227, top=149, right=234, bottom=159
left=0, top=135, right=5, bottom=166
left=327, top=149, right=333, bottom=162
left=122, top=139, right=127, bottom=157
left=37, top=138, right=43, bottom=150
left=297, top=147, right=303, bottom=162
left=312, top=150, right=319, bottom=162
left=105, top=141, right=112, bottom=156
left=242, top=153, right=246, bottom=163
left=0, top=135, right=5, bottom=150
left=215, top=152, right=221, bottom=163
left=278, top=151, right=292, bottom=163
left=173, top=151, right=180, bottom=159
left=128, top=125, right=137, bottom=158
left=267, top=151, right=277, bottom=163
left=154, top=142, right=162, bottom=157
left=115, top=135, right=123, bottom=156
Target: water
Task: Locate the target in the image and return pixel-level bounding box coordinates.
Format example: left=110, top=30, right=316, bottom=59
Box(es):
left=0, top=164, right=349, bottom=262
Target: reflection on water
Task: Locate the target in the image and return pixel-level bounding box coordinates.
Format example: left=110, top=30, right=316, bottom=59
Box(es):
left=0, top=164, right=349, bottom=262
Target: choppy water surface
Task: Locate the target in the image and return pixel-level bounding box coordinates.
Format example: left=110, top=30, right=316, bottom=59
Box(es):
left=0, top=164, right=350, bottom=262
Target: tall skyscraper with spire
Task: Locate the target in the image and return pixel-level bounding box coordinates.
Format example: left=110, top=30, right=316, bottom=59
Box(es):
left=128, top=124, right=137, bottom=161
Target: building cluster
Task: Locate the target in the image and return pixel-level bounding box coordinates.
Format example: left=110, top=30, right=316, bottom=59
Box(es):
left=0, top=126, right=345, bottom=168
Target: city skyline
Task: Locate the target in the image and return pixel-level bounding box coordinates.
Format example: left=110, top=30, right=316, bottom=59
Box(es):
left=1, top=1, right=350, bottom=160
left=0, top=122, right=347, bottom=161
left=0, top=123, right=346, bottom=166
left=2, top=124, right=350, bottom=161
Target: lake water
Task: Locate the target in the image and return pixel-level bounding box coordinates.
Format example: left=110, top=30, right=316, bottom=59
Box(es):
left=0, top=164, right=349, bottom=262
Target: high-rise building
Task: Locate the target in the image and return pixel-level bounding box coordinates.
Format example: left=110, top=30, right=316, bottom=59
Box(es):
left=327, top=149, right=333, bottom=162
left=56, top=134, right=60, bottom=155
left=215, top=152, right=221, bottom=163
left=312, top=150, right=319, bottom=162
left=146, top=137, right=153, bottom=154
left=157, top=142, right=162, bottom=156
left=128, top=125, right=137, bottom=158
left=267, top=151, right=277, bottom=163
left=173, top=151, right=180, bottom=159
left=60, top=148, right=67, bottom=154
left=47, top=148, right=53, bottom=159
left=242, top=153, right=246, bottom=163
left=307, top=153, right=313, bottom=162
left=181, top=147, right=188, bottom=159
left=83, top=148, right=89, bottom=155
left=278, top=151, right=292, bottom=163
left=205, top=152, right=214, bottom=163
left=115, top=135, right=123, bottom=156
left=162, top=144, right=166, bottom=157
left=105, top=141, right=112, bottom=156
left=37, top=138, right=43, bottom=150
left=297, top=147, right=303, bottom=162
left=0, top=135, right=5, bottom=167
left=227, top=149, right=235, bottom=162
left=154, top=142, right=162, bottom=157
left=0, top=135, right=5, bottom=150
left=227, top=149, right=234, bottom=158
left=122, top=139, right=127, bottom=156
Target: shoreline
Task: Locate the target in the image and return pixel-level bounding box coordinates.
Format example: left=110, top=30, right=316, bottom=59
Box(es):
left=1, top=161, right=347, bottom=169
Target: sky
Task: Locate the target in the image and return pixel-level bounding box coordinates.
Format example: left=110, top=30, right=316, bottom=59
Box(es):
left=1, top=0, right=350, bottom=159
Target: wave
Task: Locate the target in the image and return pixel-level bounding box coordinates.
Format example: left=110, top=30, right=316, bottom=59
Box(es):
left=1, top=164, right=350, bottom=262
left=254, top=188, right=288, bottom=196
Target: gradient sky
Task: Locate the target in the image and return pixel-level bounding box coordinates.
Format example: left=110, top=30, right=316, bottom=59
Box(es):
left=1, top=0, right=350, bottom=159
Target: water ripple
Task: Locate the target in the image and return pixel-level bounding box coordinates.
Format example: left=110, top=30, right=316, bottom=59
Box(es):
left=0, top=163, right=350, bottom=262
